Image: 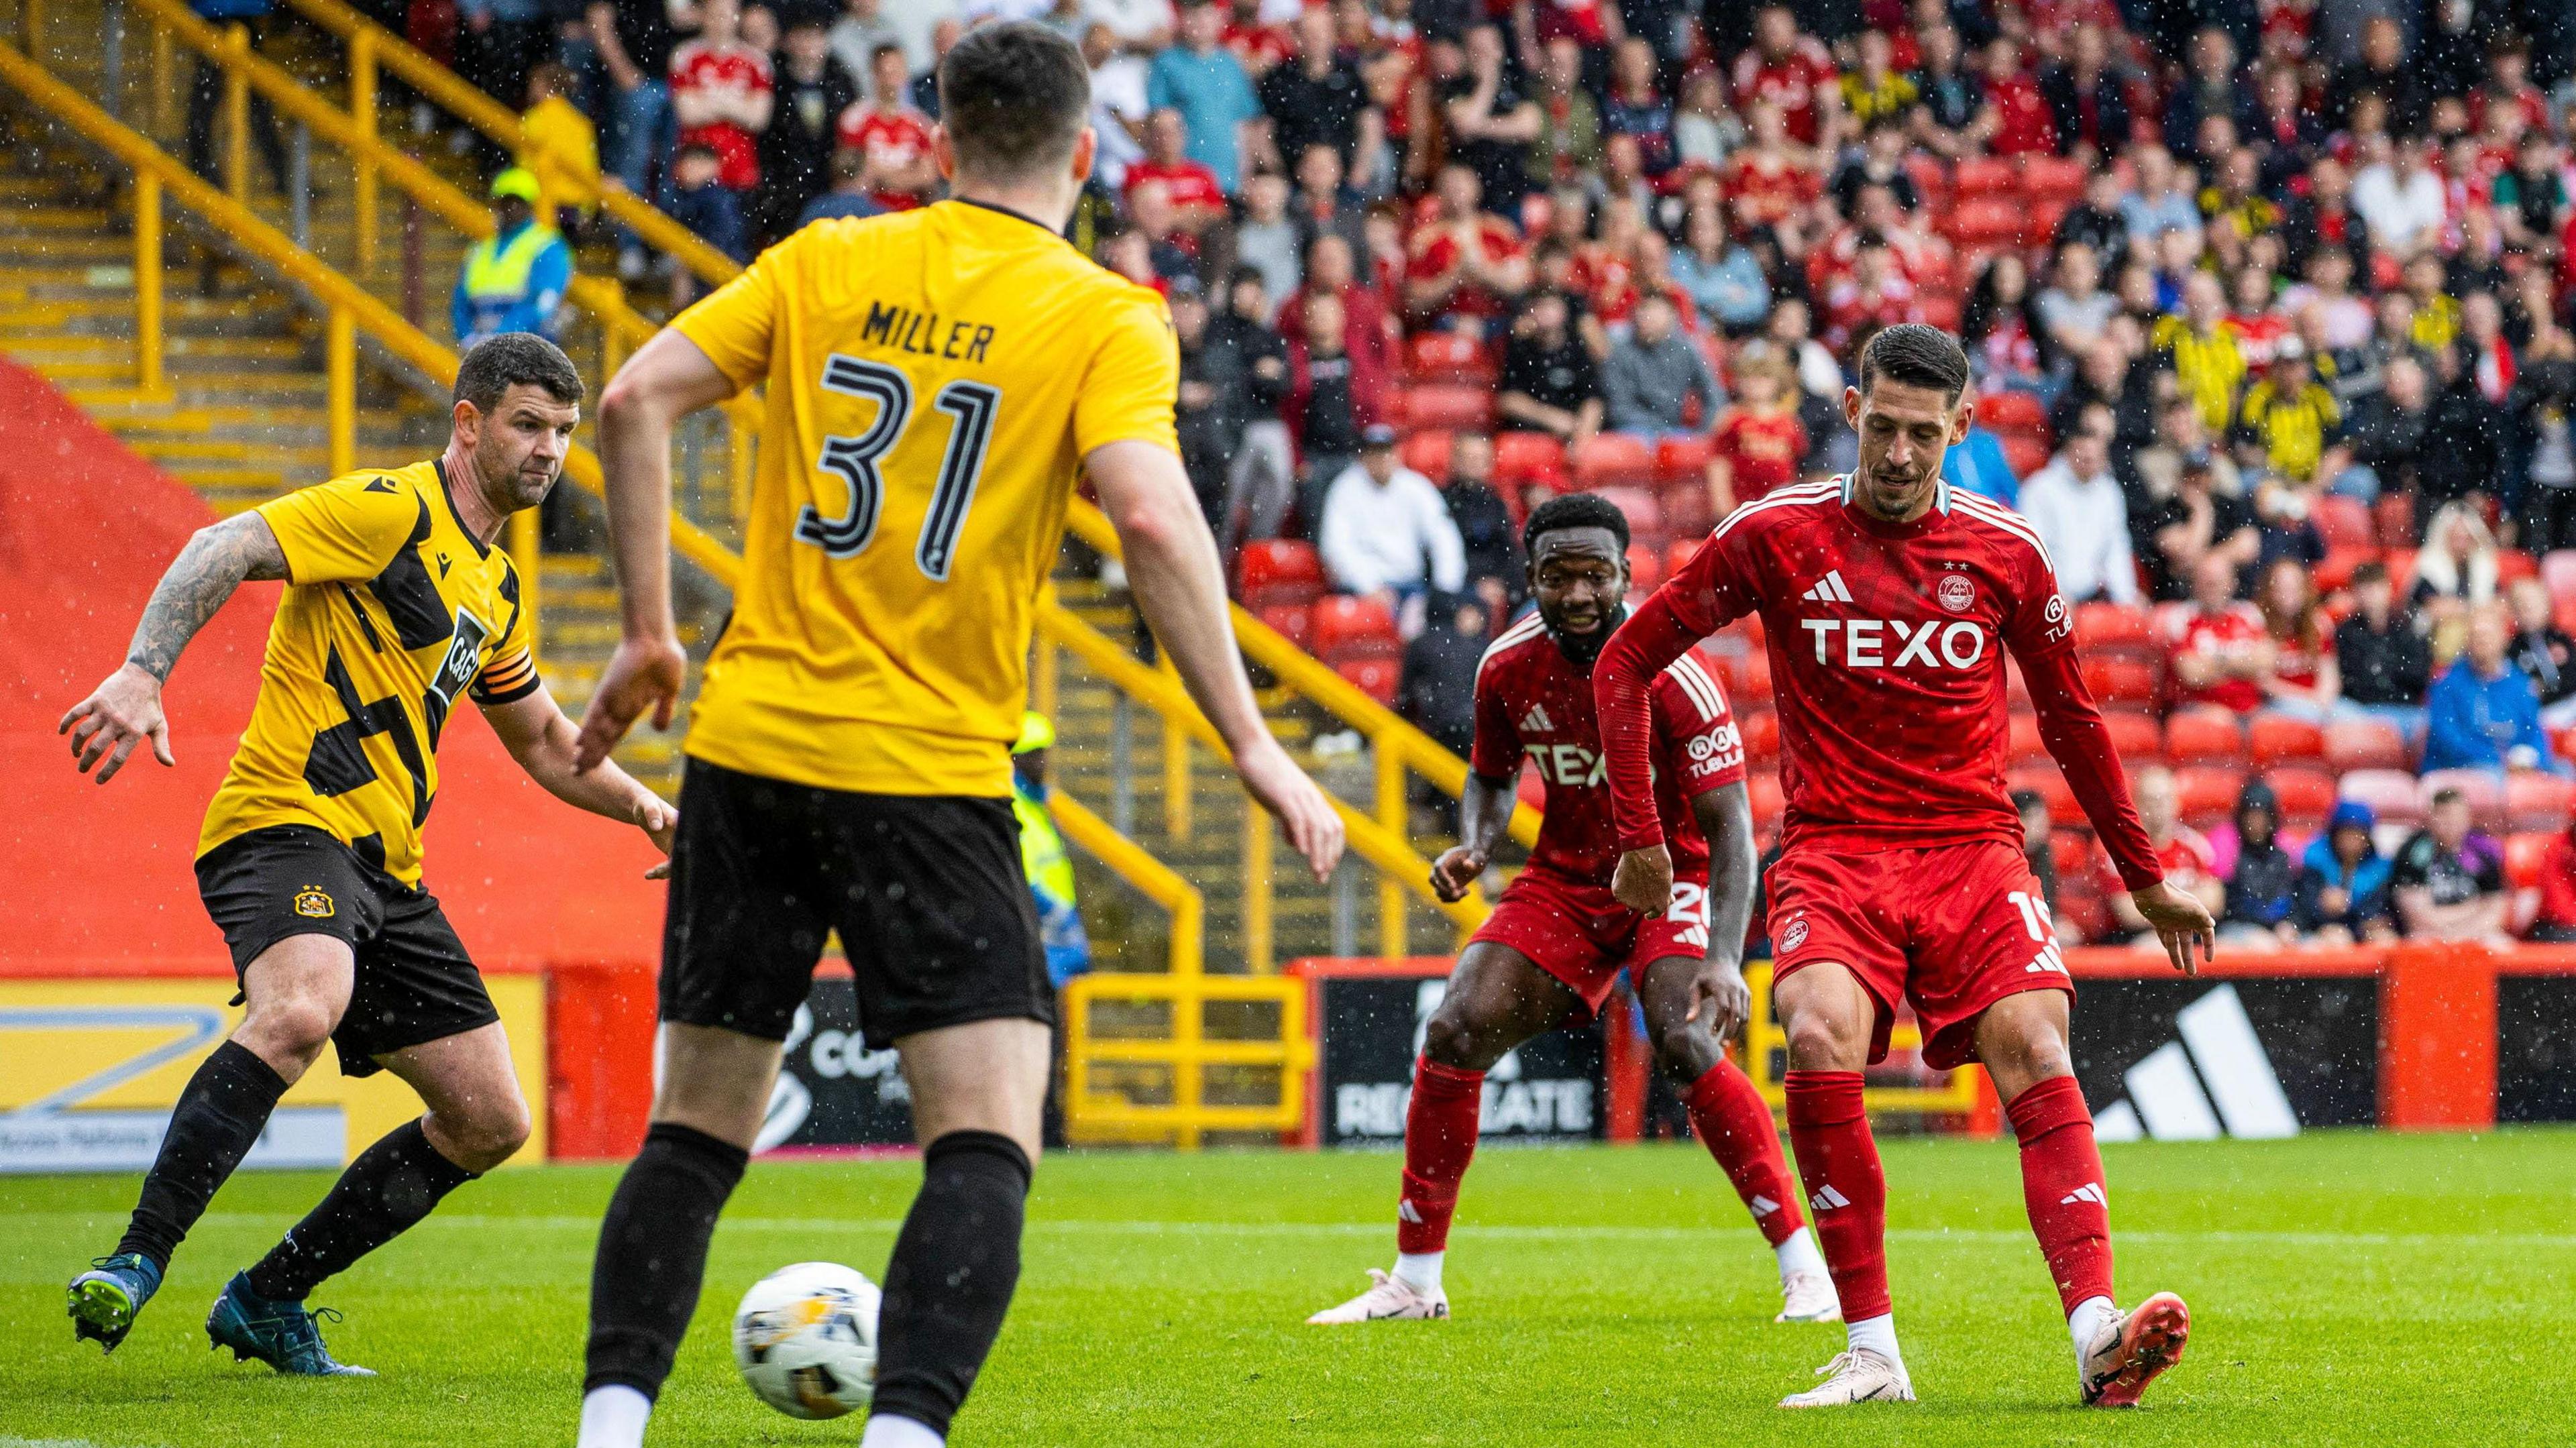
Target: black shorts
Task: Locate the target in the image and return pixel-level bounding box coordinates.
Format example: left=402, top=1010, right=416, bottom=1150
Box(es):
left=662, top=758, right=1052, bottom=1050
left=194, top=825, right=499, bottom=1077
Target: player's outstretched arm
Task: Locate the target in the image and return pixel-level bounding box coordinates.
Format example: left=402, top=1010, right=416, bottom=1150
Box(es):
left=59, top=511, right=287, bottom=784
left=482, top=684, right=679, bottom=876
left=1430, top=773, right=1517, bottom=903
left=1087, top=439, right=1345, bottom=881
left=577, top=329, right=740, bottom=772
left=1594, top=590, right=1703, bottom=911
left=1683, top=780, right=1759, bottom=1042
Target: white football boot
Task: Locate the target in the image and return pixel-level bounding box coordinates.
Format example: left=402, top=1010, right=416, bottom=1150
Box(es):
left=2078, top=1291, right=2190, bottom=1407
left=1778, top=1348, right=1915, bottom=1407
left=1304, top=1268, right=1450, bottom=1324
left=1776, top=1269, right=1843, bottom=1323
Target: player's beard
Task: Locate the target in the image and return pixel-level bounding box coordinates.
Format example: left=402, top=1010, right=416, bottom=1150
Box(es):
left=1858, top=455, right=1937, bottom=520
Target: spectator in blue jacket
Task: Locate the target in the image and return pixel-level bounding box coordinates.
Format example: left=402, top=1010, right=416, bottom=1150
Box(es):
left=1941, top=421, right=2020, bottom=508
left=2294, top=800, right=2395, bottom=944
left=451, top=168, right=573, bottom=348
left=2423, top=604, right=2569, bottom=775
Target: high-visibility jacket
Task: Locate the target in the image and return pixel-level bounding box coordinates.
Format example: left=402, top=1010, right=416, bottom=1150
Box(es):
left=1013, top=774, right=1092, bottom=986
left=451, top=219, right=570, bottom=346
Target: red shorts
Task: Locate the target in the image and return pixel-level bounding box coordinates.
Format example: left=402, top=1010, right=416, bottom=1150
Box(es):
left=1468, top=867, right=1711, bottom=1016
left=1764, top=839, right=2070, bottom=1069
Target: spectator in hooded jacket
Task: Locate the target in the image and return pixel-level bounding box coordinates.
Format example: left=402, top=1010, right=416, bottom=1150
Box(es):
left=2296, top=800, right=2396, bottom=944
left=2219, top=778, right=2299, bottom=948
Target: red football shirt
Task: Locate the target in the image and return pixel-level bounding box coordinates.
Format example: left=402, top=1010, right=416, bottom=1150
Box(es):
left=1730, top=40, right=1838, bottom=145
left=670, top=40, right=773, bottom=190
left=1406, top=219, right=1525, bottom=321
left=1471, top=611, right=1746, bottom=887
left=1719, top=151, right=1821, bottom=227
left=1984, top=71, right=2057, bottom=157
left=1122, top=158, right=1229, bottom=215
left=836, top=103, right=934, bottom=209
left=1594, top=478, right=2162, bottom=889
left=2166, top=602, right=2268, bottom=712
left=1713, top=407, right=1807, bottom=502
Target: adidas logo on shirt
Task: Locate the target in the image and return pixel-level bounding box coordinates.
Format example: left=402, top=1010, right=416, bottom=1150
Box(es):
left=1749, top=1194, right=1779, bottom=1217
left=2060, top=1182, right=2108, bottom=1207
left=1809, top=1184, right=1851, bottom=1212
left=1799, top=569, right=1855, bottom=604
left=1520, top=704, right=1554, bottom=733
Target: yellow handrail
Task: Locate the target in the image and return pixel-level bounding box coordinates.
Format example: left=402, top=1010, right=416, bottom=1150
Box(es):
left=274, top=0, right=743, bottom=289
left=1049, top=788, right=1203, bottom=978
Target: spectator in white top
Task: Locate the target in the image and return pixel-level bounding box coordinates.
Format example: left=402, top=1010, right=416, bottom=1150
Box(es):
left=2017, top=403, right=2141, bottom=606
left=1083, top=22, right=1151, bottom=189
left=2350, top=132, right=2447, bottom=257
left=1319, top=425, right=1467, bottom=632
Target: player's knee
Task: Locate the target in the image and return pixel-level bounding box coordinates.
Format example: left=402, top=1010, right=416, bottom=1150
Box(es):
left=443, top=1095, right=531, bottom=1172
left=1421, top=1008, right=1499, bottom=1071
left=241, top=1000, right=335, bottom=1066
left=1654, top=1021, right=1721, bottom=1082
left=1782, top=1011, right=1862, bottom=1072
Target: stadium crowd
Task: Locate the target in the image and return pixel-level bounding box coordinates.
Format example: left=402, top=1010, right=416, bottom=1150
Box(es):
left=378, top=0, right=2576, bottom=948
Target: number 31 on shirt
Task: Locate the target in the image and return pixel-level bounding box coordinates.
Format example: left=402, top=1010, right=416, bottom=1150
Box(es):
left=795, top=353, right=1000, bottom=581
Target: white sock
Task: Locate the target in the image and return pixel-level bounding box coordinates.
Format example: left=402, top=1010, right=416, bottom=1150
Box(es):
left=2069, top=1294, right=2119, bottom=1359
left=1392, top=1250, right=1444, bottom=1294
left=576, top=1385, right=652, bottom=1448
left=859, top=1414, right=947, bottom=1448
left=1845, top=1312, right=1902, bottom=1368
left=1774, top=1228, right=1827, bottom=1283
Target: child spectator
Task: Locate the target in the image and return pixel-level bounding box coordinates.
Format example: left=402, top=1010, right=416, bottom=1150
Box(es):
left=2254, top=555, right=2339, bottom=720
left=1707, top=357, right=1806, bottom=513
left=2219, top=778, right=2300, bottom=948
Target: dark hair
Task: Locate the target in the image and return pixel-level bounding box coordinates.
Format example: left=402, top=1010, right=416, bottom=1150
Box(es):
left=1523, top=492, right=1631, bottom=556
left=455, top=333, right=584, bottom=412
left=2430, top=785, right=2466, bottom=808
left=2351, top=560, right=2389, bottom=587
left=1857, top=323, right=1972, bottom=406
left=938, top=21, right=1090, bottom=180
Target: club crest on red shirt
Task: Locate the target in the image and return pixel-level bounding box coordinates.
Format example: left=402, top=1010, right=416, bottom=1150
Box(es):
left=1777, top=913, right=1810, bottom=952
left=1937, top=575, right=1977, bottom=612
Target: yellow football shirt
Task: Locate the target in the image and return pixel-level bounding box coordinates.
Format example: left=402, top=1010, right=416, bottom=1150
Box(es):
left=198, top=459, right=539, bottom=884
left=670, top=199, right=1181, bottom=797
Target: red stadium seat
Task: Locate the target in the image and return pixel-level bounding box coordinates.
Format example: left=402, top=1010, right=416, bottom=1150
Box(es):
left=1401, top=384, right=1495, bottom=431
left=1726, top=651, right=1773, bottom=703
left=1407, top=331, right=1495, bottom=383
left=1905, top=154, right=1951, bottom=206
left=1666, top=539, right=1704, bottom=583
left=1336, top=655, right=1401, bottom=704
left=2008, top=710, right=2047, bottom=763
left=1309, top=594, right=1400, bottom=663
left=1748, top=772, right=1785, bottom=828
left=1955, top=156, right=2018, bottom=195
left=1917, top=293, right=1964, bottom=333
left=2103, top=709, right=2163, bottom=762
left=2507, top=831, right=2555, bottom=889
left=1594, top=486, right=1663, bottom=542
left=2248, top=712, right=2326, bottom=765
left=2163, top=706, right=2246, bottom=764
left=1400, top=428, right=1455, bottom=478
left=2008, top=765, right=2078, bottom=822
left=1654, top=434, right=1716, bottom=484
left=2500, top=550, right=2540, bottom=586
left=1493, top=431, right=1569, bottom=488
left=1939, top=197, right=2027, bottom=247
left=2019, top=155, right=2087, bottom=201
left=2316, top=494, right=2374, bottom=550
left=2312, top=546, right=2374, bottom=594
left=1572, top=433, right=1655, bottom=488
left=1235, top=539, right=1326, bottom=611
left=1660, top=479, right=1716, bottom=539
left=1626, top=545, right=1664, bottom=594
left=2174, top=765, right=2243, bottom=829
left=2265, top=766, right=2337, bottom=832
left=2324, top=718, right=2410, bottom=771
left=2421, top=768, right=2510, bottom=832
left=2080, top=655, right=2159, bottom=706
left=2543, top=549, right=2576, bottom=611
left=1255, top=601, right=1312, bottom=649
left=2074, top=601, right=2152, bottom=651
left=2339, top=768, right=2426, bottom=826
left=2510, top=772, right=2576, bottom=832
left=1740, top=708, right=1780, bottom=762
left=1999, top=431, right=2051, bottom=479
left=1977, top=389, right=2047, bottom=433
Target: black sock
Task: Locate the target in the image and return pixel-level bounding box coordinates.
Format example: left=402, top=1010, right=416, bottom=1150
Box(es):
left=116, top=1041, right=289, bottom=1270
left=582, top=1122, right=749, bottom=1398
left=871, top=1131, right=1033, bottom=1437
left=242, top=1118, right=476, bottom=1301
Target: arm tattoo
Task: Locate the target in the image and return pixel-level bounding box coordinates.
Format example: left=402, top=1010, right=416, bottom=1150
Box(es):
left=125, top=514, right=288, bottom=681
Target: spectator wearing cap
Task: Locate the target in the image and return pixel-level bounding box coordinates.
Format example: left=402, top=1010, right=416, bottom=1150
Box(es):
left=2018, top=404, right=2141, bottom=606
left=2234, top=338, right=2345, bottom=485
left=2333, top=560, right=2433, bottom=738
left=2219, top=777, right=2300, bottom=948
left=1318, top=426, right=1468, bottom=632
left=2295, top=800, right=2396, bottom=945
left=2424, top=604, right=2567, bottom=776
left=2391, top=785, right=2511, bottom=943
left=453, top=168, right=572, bottom=349
left=1603, top=294, right=1722, bottom=441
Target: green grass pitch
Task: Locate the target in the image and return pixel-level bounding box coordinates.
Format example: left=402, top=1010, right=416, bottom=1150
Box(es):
left=3, top=1129, right=2569, bottom=1445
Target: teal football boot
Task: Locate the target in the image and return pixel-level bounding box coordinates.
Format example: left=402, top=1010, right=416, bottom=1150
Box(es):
left=68, top=1253, right=163, bottom=1351
left=205, top=1272, right=375, bottom=1377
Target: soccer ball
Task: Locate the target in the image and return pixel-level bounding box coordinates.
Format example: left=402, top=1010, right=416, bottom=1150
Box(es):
left=733, top=1262, right=882, bottom=1419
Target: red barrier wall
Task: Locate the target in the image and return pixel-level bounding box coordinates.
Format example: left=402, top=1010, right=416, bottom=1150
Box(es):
left=0, top=360, right=667, bottom=1154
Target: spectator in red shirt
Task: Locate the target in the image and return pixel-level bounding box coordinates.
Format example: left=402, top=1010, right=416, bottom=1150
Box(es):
left=1730, top=4, right=1841, bottom=150
left=2254, top=555, right=2341, bottom=720
left=1819, top=239, right=1920, bottom=352
left=834, top=43, right=935, bottom=209
left=1718, top=98, right=1821, bottom=235
left=1977, top=36, right=2057, bottom=158
left=1403, top=163, right=1532, bottom=337
left=1707, top=357, right=1807, bottom=513
left=2101, top=765, right=2225, bottom=941
left=2169, top=552, right=2275, bottom=713
left=1278, top=232, right=1399, bottom=393
left=669, top=0, right=775, bottom=192
left=1125, top=108, right=1232, bottom=237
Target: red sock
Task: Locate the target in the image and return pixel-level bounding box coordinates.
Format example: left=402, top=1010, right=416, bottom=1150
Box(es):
left=1784, top=1070, right=1890, bottom=1321
left=1397, top=1056, right=1483, bottom=1254
left=2008, top=1074, right=2116, bottom=1315
left=1684, top=1060, right=1805, bottom=1246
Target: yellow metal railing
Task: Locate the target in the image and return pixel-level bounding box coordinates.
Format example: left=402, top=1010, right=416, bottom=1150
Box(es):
left=1061, top=972, right=1309, bottom=1148
left=1741, top=963, right=1988, bottom=1115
